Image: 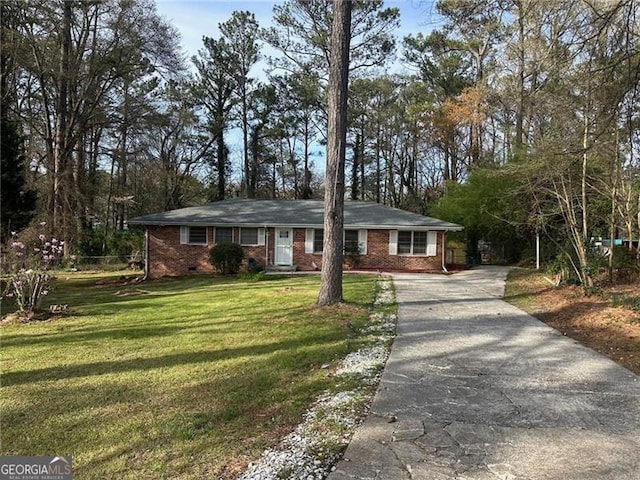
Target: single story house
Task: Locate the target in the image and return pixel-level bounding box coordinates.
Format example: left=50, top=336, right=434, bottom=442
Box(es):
left=128, top=198, right=463, bottom=278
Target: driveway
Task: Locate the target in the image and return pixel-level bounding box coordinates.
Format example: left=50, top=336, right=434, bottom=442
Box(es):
left=328, top=267, right=640, bottom=479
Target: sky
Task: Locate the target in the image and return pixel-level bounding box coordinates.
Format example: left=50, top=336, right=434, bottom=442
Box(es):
left=155, top=0, right=442, bottom=73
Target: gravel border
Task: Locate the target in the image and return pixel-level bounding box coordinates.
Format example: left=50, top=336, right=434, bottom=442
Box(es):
left=239, top=276, right=396, bottom=480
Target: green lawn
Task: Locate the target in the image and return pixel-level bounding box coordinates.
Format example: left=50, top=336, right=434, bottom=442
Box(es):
left=1, top=272, right=376, bottom=479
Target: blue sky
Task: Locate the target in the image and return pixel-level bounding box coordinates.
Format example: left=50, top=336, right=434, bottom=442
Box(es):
left=155, top=0, right=442, bottom=71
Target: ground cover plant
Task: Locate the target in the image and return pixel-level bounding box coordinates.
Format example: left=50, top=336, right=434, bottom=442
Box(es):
left=505, top=268, right=640, bottom=374
left=0, top=272, right=376, bottom=479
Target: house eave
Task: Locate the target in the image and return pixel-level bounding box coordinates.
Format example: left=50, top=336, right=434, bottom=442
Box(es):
left=130, top=220, right=463, bottom=231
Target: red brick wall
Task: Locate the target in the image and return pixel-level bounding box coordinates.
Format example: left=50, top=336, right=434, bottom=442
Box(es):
left=293, top=229, right=444, bottom=272
left=362, top=229, right=443, bottom=271
left=147, top=226, right=445, bottom=277
left=147, top=226, right=270, bottom=278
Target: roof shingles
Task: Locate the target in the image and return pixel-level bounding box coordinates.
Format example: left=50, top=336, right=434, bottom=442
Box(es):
left=128, top=199, right=462, bottom=230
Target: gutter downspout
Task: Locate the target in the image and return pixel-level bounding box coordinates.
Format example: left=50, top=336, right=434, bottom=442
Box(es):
left=143, top=227, right=149, bottom=280
left=441, top=231, right=448, bottom=273
left=264, top=225, right=269, bottom=269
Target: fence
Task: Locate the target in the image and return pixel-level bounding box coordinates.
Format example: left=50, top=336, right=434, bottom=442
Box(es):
left=68, top=254, right=144, bottom=270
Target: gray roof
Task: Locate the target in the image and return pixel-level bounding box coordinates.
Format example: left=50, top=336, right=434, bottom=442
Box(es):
left=128, top=199, right=463, bottom=231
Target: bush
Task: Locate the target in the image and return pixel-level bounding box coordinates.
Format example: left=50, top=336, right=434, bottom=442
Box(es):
left=76, top=229, right=144, bottom=258
left=209, top=243, right=244, bottom=275
left=1, top=223, right=63, bottom=315
left=610, top=246, right=639, bottom=282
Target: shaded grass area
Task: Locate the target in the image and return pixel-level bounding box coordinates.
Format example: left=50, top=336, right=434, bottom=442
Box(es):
left=1, top=272, right=376, bottom=479
left=505, top=267, right=640, bottom=374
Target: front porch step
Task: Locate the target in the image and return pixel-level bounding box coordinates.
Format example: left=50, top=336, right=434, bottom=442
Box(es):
left=265, top=265, right=298, bottom=273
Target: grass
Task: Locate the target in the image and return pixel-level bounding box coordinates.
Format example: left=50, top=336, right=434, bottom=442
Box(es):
left=503, top=267, right=552, bottom=311
left=0, top=272, right=376, bottom=479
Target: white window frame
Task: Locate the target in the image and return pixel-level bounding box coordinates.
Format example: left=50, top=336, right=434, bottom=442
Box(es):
left=306, top=228, right=368, bottom=255
left=344, top=229, right=367, bottom=255
left=180, top=226, right=208, bottom=245
left=240, top=227, right=266, bottom=246
left=389, top=230, right=437, bottom=257
left=305, top=228, right=324, bottom=254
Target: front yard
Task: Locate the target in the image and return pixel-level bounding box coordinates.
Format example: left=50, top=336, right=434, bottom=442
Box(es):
left=1, top=272, right=376, bottom=479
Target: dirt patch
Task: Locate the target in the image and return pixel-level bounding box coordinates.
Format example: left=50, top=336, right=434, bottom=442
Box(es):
left=507, top=270, right=640, bottom=375
left=114, top=288, right=149, bottom=297
left=0, top=307, right=70, bottom=326
left=95, top=275, right=143, bottom=286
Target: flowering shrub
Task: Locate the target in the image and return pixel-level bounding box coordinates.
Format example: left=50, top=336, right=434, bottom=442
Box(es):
left=2, top=223, right=64, bottom=315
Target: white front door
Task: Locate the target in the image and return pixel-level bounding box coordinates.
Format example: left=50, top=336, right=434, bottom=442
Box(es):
left=275, top=228, right=293, bottom=265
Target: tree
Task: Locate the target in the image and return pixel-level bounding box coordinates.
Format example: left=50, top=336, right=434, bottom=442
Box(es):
left=246, top=83, right=278, bottom=198
left=270, top=71, right=323, bottom=199
left=220, top=11, right=261, bottom=198
left=1, top=2, right=36, bottom=242
left=9, top=0, right=183, bottom=248
left=318, top=0, right=352, bottom=306
left=432, top=168, right=529, bottom=262
left=192, top=36, right=239, bottom=201
left=1, top=106, right=36, bottom=242
left=264, top=0, right=398, bottom=78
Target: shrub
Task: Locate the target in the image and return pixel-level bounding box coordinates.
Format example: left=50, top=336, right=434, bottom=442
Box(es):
left=610, top=246, right=639, bottom=282
left=76, top=229, right=144, bottom=258
left=1, top=223, right=63, bottom=315
left=209, top=243, right=244, bottom=275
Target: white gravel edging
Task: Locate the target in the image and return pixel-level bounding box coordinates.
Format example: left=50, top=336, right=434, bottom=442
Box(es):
left=239, top=276, right=396, bottom=480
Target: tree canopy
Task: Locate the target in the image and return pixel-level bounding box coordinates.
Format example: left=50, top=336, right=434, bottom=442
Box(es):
left=2, top=0, right=638, bottom=285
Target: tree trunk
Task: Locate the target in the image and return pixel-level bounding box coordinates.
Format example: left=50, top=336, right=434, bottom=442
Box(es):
left=215, top=121, right=226, bottom=201
left=302, top=116, right=312, bottom=199
left=375, top=132, right=381, bottom=203
left=53, top=0, right=72, bottom=237
left=351, top=132, right=360, bottom=200
left=318, top=0, right=351, bottom=306
left=359, top=130, right=365, bottom=200
left=118, top=82, right=129, bottom=231
left=514, top=0, right=525, bottom=154
left=242, top=87, right=252, bottom=198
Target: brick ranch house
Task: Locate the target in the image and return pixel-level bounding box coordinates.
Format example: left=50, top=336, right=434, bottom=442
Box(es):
left=128, top=198, right=463, bottom=278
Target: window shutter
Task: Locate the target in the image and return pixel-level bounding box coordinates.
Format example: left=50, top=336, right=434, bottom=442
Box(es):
left=358, top=230, right=368, bottom=255
left=427, top=231, right=437, bottom=256
left=389, top=230, right=398, bottom=255
left=305, top=229, right=314, bottom=254
left=180, top=226, right=189, bottom=244
left=258, top=228, right=266, bottom=246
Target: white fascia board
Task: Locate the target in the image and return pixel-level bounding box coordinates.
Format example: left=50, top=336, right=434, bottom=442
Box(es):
left=131, top=220, right=463, bottom=231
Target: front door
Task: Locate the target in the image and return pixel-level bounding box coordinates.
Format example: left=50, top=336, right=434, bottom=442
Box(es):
left=275, top=228, right=293, bottom=265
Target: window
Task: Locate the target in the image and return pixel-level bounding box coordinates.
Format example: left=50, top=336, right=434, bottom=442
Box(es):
left=215, top=227, right=233, bottom=244
left=305, top=229, right=323, bottom=254
left=392, top=230, right=437, bottom=256
left=313, top=229, right=324, bottom=253
left=240, top=227, right=265, bottom=246
left=398, top=231, right=412, bottom=254
left=413, top=231, right=427, bottom=254
left=241, top=228, right=258, bottom=245
left=306, top=228, right=367, bottom=255
left=344, top=230, right=359, bottom=254
left=180, top=226, right=207, bottom=245
left=189, top=227, right=207, bottom=245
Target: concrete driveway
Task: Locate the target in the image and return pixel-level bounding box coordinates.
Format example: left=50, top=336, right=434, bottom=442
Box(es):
left=328, top=267, right=640, bottom=480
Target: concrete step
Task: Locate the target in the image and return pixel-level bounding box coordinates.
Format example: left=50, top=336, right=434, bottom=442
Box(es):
left=265, top=265, right=298, bottom=273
